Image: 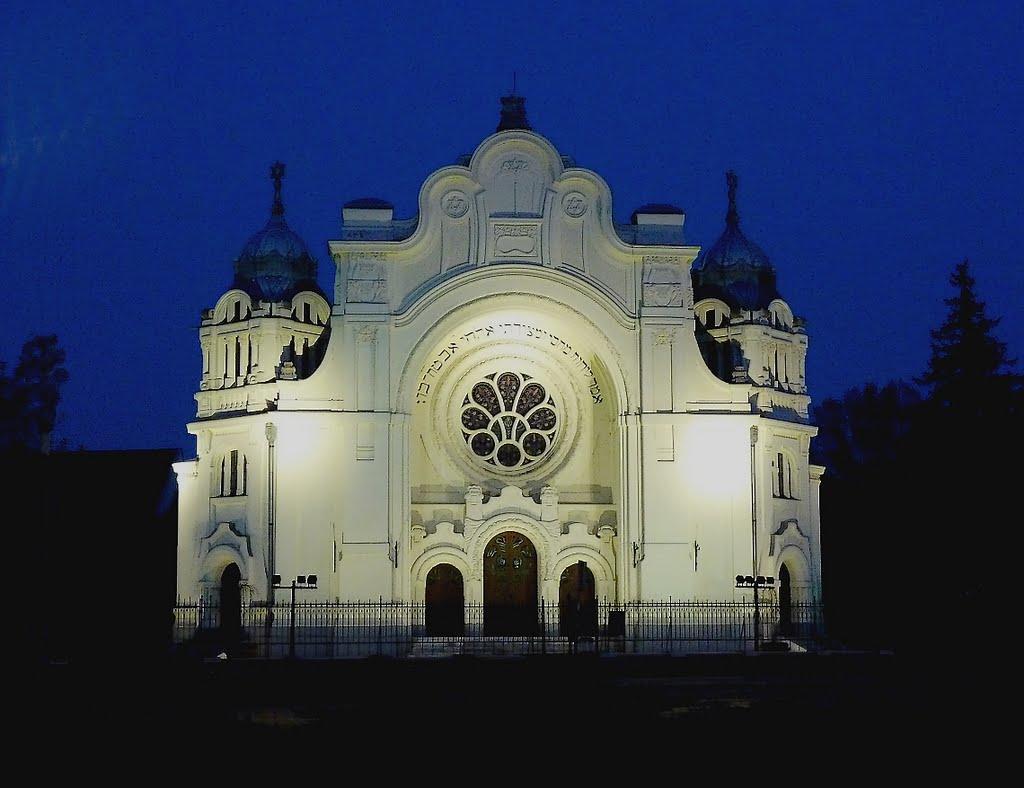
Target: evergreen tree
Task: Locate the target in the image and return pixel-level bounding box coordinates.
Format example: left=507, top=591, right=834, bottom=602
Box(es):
left=0, top=335, right=70, bottom=453
left=917, top=259, right=1021, bottom=418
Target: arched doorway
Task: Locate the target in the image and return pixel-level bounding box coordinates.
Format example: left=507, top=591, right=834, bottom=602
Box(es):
left=559, top=561, right=597, bottom=637
left=425, top=563, right=465, bottom=636
left=219, top=563, right=242, bottom=642
left=778, top=564, right=792, bottom=636
left=483, top=531, right=538, bottom=635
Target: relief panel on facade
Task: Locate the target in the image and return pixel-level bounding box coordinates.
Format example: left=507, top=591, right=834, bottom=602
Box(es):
left=642, top=256, right=690, bottom=309
left=347, top=254, right=389, bottom=304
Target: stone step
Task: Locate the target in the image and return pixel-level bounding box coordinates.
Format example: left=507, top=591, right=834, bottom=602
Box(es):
left=408, top=637, right=574, bottom=658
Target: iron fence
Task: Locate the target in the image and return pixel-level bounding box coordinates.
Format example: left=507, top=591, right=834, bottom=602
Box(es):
left=173, top=597, right=825, bottom=659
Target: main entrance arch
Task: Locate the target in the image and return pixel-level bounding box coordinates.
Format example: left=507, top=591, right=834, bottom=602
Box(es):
left=483, top=531, right=538, bottom=635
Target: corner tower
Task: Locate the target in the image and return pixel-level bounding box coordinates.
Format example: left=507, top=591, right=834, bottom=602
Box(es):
left=196, top=163, right=331, bottom=417
left=692, top=172, right=810, bottom=420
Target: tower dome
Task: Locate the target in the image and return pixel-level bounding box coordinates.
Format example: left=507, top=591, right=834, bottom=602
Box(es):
left=692, top=171, right=780, bottom=310
left=232, top=162, right=320, bottom=302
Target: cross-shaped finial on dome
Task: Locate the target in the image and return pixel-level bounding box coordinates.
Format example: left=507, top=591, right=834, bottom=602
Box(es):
left=726, top=170, right=739, bottom=228
left=270, top=161, right=286, bottom=216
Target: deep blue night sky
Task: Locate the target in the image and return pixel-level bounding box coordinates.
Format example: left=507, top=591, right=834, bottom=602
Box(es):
left=2, top=1, right=1021, bottom=452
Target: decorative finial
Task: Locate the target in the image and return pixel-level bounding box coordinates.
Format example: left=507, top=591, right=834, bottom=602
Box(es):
left=270, top=161, right=286, bottom=217
left=726, top=170, right=739, bottom=227
left=497, top=93, right=531, bottom=132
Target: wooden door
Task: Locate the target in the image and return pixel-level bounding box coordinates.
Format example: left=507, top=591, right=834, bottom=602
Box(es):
left=425, top=563, right=465, bottom=636
left=779, top=564, right=792, bottom=636
left=559, top=562, right=597, bottom=637
left=219, top=563, right=242, bottom=640
left=483, top=531, right=538, bottom=635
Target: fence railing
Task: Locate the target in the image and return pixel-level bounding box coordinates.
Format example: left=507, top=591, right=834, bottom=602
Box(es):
left=173, top=597, right=825, bottom=659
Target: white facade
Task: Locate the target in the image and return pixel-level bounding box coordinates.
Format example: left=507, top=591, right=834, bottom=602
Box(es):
left=175, top=104, right=824, bottom=617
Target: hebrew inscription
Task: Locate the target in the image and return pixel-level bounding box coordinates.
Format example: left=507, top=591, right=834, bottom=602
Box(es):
left=416, top=322, right=603, bottom=405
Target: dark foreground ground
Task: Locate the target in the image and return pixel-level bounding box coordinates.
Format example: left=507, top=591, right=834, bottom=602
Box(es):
left=31, top=650, right=978, bottom=742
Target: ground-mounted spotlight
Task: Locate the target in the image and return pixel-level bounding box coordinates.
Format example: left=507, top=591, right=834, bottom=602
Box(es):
left=306, top=575, right=318, bottom=586
left=272, top=574, right=281, bottom=585
left=297, top=575, right=306, bottom=585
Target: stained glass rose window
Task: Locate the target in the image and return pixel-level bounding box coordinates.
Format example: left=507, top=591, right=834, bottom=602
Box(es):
left=460, top=372, right=558, bottom=469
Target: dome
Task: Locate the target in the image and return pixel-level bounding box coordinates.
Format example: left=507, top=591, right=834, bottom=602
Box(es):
left=232, top=162, right=321, bottom=302
left=692, top=172, right=780, bottom=311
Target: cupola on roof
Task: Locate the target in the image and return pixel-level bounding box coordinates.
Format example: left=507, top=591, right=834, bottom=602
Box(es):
left=692, top=171, right=780, bottom=310
left=233, top=162, right=320, bottom=302
left=496, top=93, right=531, bottom=132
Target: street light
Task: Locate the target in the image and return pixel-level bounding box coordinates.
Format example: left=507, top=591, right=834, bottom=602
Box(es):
left=272, top=574, right=319, bottom=658
left=748, top=425, right=763, bottom=651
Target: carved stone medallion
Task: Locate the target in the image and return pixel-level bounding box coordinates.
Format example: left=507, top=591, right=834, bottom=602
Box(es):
left=442, top=190, right=470, bottom=218
left=562, top=191, right=588, bottom=218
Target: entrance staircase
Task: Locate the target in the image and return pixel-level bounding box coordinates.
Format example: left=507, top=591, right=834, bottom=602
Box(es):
left=408, top=636, right=574, bottom=658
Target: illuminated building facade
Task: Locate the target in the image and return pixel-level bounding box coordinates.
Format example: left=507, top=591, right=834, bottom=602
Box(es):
left=174, top=97, right=823, bottom=625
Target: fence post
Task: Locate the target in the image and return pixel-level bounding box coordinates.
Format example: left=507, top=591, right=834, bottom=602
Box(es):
left=541, top=599, right=547, bottom=655
left=288, top=581, right=297, bottom=659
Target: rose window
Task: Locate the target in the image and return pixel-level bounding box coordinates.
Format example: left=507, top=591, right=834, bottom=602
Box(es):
left=460, top=372, right=558, bottom=469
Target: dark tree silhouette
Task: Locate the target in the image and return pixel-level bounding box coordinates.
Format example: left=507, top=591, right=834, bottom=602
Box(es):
left=812, top=380, right=919, bottom=480
left=814, top=260, right=1021, bottom=652
left=917, top=259, right=1021, bottom=419
left=812, top=381, right=920, bottom=650
left=0, top=334, right=70, bottom=453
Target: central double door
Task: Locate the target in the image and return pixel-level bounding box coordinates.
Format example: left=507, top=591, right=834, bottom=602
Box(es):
left=483, top=531, right=538, bottom=635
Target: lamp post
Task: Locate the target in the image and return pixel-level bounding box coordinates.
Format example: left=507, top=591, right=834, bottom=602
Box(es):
left=264, top=423, right=277, bottom=658
left=735, top=574, right=775, bottom=651
left=749, top=425, right=762, bottom=651
left=271, top=574, right=318, bottom=659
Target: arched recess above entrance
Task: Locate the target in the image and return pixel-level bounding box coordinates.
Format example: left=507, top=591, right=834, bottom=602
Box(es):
left=776, top=544, right=815, bottom=602
left=467, top=514, right=553, bottom=586
left=200, top=544, right=251, bottom=585
left=552, top=548, right=615, bottom=602
left=394, top=265, right=635, bottom=418
left=410, top=548, right=474, bottom=602
left=198, top=544, right=253, bottom=603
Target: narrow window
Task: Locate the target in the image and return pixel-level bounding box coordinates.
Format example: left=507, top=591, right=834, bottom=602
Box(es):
left=219, top=457, right=226, bottom=496
left=707, top=309, right=715, bottom=328
left=777, top=452, right=785, bottom=498
left=234, top=337, right=241, bottom=379
left=233, top=301, right=241, bottom=322
left=229, top=450, right=239, bottom=496
left=246, top=335, right=252, bottom=375
left=242, top=455, right=247, bottom=495
left=303, top=303, right=311, bottom=323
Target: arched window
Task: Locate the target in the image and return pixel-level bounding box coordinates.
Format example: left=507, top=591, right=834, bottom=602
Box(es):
left=772, top=451, right=796, bottom=499
left=218, top=450, right=247, bottom=496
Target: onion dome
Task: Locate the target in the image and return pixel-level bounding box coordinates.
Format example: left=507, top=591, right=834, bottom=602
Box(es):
left=692, top=172, right=780, bottom=310
left=232, top=162, right=320, bottom=302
